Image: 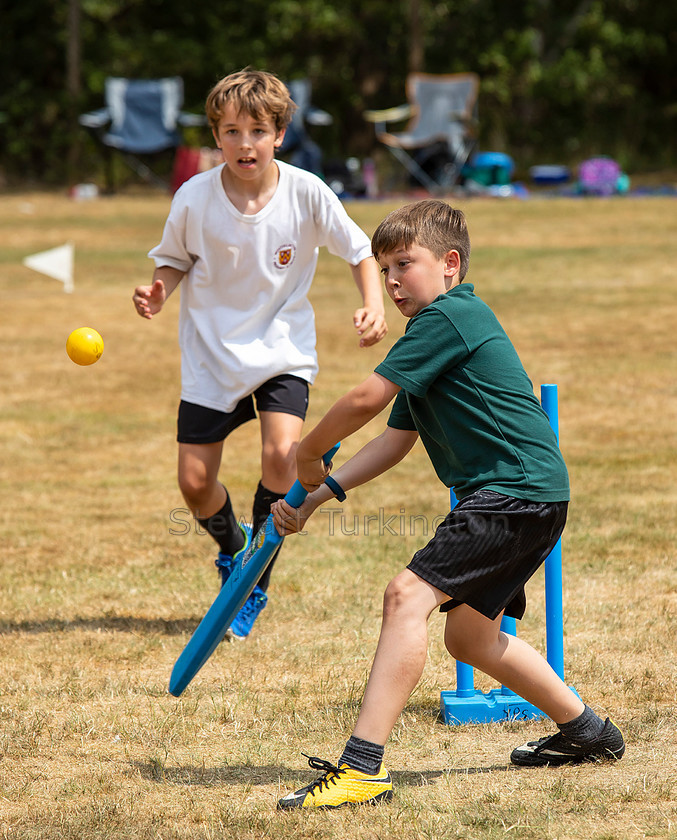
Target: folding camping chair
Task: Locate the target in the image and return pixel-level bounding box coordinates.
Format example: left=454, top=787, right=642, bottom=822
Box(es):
left=79, top=76, right=206, bottom=191
left=364, top=72, right=479, bottom=192
left=278, top=78, right=333, bottom=176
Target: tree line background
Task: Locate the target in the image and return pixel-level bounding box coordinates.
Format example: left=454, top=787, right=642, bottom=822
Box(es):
left=1, top=0, right=675, bottom=187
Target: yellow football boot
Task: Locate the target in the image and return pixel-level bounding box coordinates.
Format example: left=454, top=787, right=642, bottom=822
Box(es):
left=278, top=755, right=393, bottom=810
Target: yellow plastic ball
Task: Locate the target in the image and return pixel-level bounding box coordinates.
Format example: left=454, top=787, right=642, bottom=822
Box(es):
left=66, top=327, right=104, bottom=366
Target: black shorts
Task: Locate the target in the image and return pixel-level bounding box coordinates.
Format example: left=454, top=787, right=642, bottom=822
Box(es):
left=408, top=490, right=568, bottom=621
left=177, top=374, right=309, bottom=444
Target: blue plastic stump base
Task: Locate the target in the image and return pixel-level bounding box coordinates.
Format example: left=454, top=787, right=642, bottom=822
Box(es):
left=440, top=689, right=546, bottom=725
left=440, top=686, right=580, bottom=726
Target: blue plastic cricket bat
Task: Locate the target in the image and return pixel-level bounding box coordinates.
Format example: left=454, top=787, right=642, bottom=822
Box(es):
left=169, top=443, right=340, bottom=696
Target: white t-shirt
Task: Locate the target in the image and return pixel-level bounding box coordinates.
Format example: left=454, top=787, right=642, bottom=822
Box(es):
left=149, top=160, right=373, bottom=413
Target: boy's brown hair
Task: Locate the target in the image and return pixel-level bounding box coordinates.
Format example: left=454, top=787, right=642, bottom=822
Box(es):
left=371, top=199, right=471, bottom=281
left=205, top=69, right=297, bottom=133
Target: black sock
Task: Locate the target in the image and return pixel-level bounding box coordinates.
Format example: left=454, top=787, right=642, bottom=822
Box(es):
left=252, top=481, right=285, bottom=592
left=196, top=489, right=244, bottom=556
left=558, top=705, right=605, bottom=745
left=339, top=736, right=385, bottom=775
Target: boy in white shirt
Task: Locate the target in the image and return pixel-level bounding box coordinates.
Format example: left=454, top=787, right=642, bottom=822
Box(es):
left=133, top=69, right=387, bottom=639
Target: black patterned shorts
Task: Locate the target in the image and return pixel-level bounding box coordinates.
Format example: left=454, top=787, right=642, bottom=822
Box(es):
left=408, top=490, right=568, bottom=621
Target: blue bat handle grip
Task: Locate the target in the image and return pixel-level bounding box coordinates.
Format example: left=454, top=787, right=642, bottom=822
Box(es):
left=284, top=443, right=340, bottom=508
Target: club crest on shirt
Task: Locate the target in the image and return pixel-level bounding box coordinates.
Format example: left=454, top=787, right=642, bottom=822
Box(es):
left=273, top=243, right=296, bottom=269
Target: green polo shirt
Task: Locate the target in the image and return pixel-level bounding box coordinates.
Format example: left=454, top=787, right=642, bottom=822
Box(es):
left=375, top=284, right=569, bottom=502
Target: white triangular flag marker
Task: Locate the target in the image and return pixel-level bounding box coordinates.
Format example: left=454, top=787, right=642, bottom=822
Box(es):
left=23, top=242, right=74, bottom=293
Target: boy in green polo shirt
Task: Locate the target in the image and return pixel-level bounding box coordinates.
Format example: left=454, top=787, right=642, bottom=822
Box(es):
left=273, top=200, right=624, bottom=810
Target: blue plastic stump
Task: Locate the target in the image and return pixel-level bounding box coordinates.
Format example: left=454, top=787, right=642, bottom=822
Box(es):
left=540, top=384, right=565, bottom=681
left=440, top=384, right=576, bottom=725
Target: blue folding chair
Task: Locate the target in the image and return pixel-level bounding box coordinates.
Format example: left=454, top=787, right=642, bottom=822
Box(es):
left=278, top=78, right=333, bottom=177
left=79, top=77, right=206, bottom=190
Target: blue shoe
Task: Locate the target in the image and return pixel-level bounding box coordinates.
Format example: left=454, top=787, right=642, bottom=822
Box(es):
left=215, top=522, right=252, bottom=588
left=226, top=585, right=268, bottom=640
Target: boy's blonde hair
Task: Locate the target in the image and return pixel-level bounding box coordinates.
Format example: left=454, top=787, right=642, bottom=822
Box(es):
left=372, top=199, right=471, bottom=281
left=205, top=69, right=297, bottom=133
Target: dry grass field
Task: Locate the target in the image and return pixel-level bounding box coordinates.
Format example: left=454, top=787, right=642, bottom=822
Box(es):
left=0, top=189, right=675, bottom=839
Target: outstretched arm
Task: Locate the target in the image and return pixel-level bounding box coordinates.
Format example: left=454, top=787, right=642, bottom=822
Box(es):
left=272, top=425, right=418, bottom=535
left=350, top=257, right=387, bottom=347
left=296, top=372, right=401, bottom=491
left=133, top=265, right=184, bottom=319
